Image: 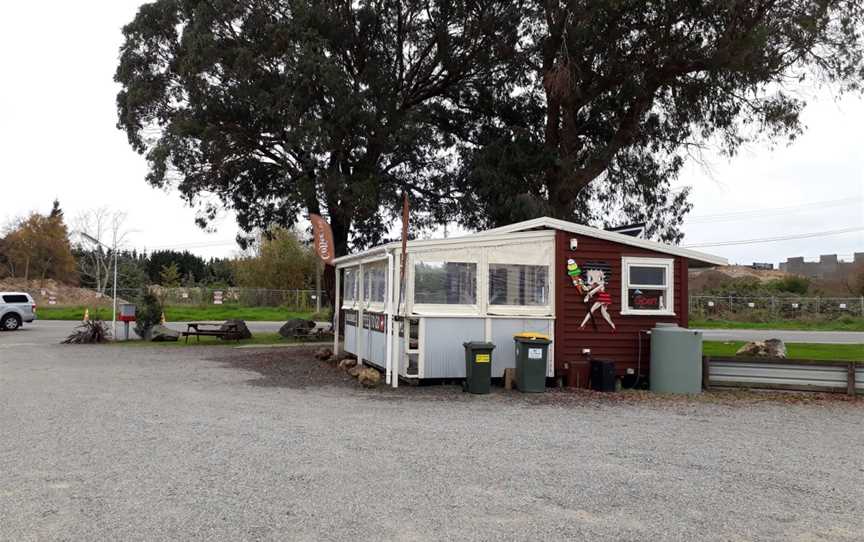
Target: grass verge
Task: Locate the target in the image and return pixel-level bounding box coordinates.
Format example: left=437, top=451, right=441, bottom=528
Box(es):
left=38, top=306, right=315, bottom=322
left=703, top=341, right=863, bottom=361
left=690, top=318, right=864, bottom=332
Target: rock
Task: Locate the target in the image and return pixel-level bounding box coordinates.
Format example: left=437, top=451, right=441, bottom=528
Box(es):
left=735, top=339, right=786, bottom=358
left=278, top=319, right=314, bottom=338
left=315, top=347, right=333, bottom=361
left=148, top=325, right=180, bottom=342
left=763, top=338, right=787, bottom=358
left=347, top=365, right=363, bottom=377
left=338, top=357, right=358, bottom=370
left=357, top=367, right=381, bottom=388
left=221, top=320, right=252, bottom=340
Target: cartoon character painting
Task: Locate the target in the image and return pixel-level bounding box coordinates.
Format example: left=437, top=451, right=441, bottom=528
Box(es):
left=566, top=259, right=584, bottom=292
left=579, top=268, right=616, bottom=331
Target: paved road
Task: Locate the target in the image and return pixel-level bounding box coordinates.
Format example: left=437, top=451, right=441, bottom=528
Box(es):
left=21, top=320, right=864, bottom=345
left=2, top=321, right=864, bottom=540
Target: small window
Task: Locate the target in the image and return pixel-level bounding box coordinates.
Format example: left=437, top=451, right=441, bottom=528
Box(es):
left=488, top=264, right=549, bottom=306
left=363, top=262, right=387, bottom=304
left=342, top=268, right=358, bottom=303
left=2, top=295, right=29, bottom=304
left=414, top=261, right=477, bottom=305
left=621, top=257, right=674, bottom=315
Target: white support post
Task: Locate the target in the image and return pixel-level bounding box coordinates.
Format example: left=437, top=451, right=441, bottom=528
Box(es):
left=385, top=252, right=394, bottom=384
left=333, top=267, right=341, bottom=355
left=357, top=264, right=364, bottom=368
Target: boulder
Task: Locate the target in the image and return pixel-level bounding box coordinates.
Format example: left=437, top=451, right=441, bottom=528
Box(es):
left=148, top=325, right=180, bottom=342
left=357, top=367, right=382, bottom=388
left=347, top=365, right=363, bottom=377
left=735, top=338, right=786, bottom=358
left=338, top=357, right=358, bottom=370
left=278, top=319, right=314, bottom=338
left=763, top=338, right=787, bottom=358
left=221, top=320, right=252, bottom=340
left=315, top=347, right=333, bottom=361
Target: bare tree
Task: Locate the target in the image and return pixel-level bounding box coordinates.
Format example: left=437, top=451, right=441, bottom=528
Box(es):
left=73, top=208, right=129, bottom=295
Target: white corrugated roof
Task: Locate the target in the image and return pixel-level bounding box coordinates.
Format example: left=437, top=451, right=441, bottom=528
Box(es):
left=473, top=217, right=727, bottom=266
left=334, top=217, right=727, bottom=267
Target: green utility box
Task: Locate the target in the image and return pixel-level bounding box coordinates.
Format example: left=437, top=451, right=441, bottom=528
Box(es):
left=514, top=333, right=552, bottom=393
left=463, top=342, right=495, bottom=394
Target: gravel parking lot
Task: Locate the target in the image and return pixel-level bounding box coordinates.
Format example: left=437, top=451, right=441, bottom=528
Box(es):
left=1, top=326, right=863, bottom=541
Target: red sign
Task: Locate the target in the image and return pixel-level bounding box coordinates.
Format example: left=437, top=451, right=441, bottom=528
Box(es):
left=310, top=214, right=336, bottom=265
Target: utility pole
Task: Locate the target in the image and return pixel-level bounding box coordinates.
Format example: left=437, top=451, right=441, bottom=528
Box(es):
left=112, top=229, right=118, bottom=340
left=80, top=231, right=119, bottom=341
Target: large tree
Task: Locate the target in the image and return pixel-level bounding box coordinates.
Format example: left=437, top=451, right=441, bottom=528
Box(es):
left=2, top=203, right=77, bottom=284
left=116, top=0, right=524, bottom=255
left=452, top=0, right=864, bottom=242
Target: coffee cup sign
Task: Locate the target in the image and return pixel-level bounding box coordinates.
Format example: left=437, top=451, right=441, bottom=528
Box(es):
left=310, top=214, right=335, bottom=265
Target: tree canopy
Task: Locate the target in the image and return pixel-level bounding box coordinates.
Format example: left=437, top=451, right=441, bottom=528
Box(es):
left=232, top=228, right=318, bottom=290
left=116, top=0, right=524, bottom=254
left=1, top=202, right=77, bottom=283
left=116, top=0, right=864, bottom=250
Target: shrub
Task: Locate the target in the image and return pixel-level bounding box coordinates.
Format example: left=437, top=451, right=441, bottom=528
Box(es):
left=63, top=320, right=111, bottom=344
left=768, top=276, right=811, bottom=295
left=134, top=291, right=163, bottom=339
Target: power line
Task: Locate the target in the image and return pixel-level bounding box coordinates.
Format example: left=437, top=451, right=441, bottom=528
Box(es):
left=683, top=226, right=864, bottom=248
left=685, top=196, right=862, bottom=224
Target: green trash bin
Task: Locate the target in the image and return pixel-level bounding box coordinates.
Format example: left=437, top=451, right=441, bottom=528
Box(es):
left=514, top=333, right=552, bottom=393
left=463, top=342, right=495, bottom=394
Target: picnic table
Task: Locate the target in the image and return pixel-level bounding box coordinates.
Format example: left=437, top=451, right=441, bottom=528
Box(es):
left=182, top=321, right=241, bottom=343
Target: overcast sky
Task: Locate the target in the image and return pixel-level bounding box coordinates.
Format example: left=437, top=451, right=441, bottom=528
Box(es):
left=1, top=1, right=861, bottom=265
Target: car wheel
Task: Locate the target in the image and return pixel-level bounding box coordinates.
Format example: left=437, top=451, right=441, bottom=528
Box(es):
left=2, top=314, right=21, bottom=331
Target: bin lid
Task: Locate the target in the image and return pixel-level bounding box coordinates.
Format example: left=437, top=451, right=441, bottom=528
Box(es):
left=513, top=332, right=551, bottom=341
left=463, top=341, right=496, bottom=349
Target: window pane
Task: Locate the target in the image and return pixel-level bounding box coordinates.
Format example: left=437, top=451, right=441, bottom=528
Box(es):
left=363, top=263, right=387, bottom=303
left=343, top=268, right=357, bottom=301
left=628, top=288, right=667, bottom=310
left=414, top=262, right=477, bottom=305
left=488, top=264, right=549, bottom=306
left=629, top=266, right=666, bottom=286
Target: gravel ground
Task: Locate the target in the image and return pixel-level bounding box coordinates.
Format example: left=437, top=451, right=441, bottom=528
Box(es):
left=1, top=339, right=863, bottom=541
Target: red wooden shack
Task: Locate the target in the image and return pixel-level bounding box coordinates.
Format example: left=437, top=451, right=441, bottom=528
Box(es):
left=334, top=217, right=726, bottom=388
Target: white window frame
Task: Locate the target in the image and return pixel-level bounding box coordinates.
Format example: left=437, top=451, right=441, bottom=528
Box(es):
left=362, top=260, right=388, bottom=313
left=409, top=256, right=480, bottom=316
left=341, top=266, right=359, bottom=309
left=620, top=256, right=675, bottom=316
left=486, top=263, right=553, bottom=316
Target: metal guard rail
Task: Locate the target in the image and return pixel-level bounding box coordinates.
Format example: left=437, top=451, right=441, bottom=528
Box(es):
left=703, top=356, right=864, bottom=396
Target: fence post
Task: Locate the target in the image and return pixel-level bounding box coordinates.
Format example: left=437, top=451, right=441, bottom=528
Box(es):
left=771, top=296, right=776, bottom=315
left=848, top=363, right=856, bottom=397
left=860, top=296, right=864, bottom=317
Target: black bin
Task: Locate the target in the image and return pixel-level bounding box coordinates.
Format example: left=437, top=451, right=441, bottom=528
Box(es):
left=463, top=342, right=495, bottom=394
left=590, top=359, right=616, bottom=392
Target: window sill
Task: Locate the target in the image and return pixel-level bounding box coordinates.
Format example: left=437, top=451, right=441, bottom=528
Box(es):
left=620, top=309, right=676, bottom=317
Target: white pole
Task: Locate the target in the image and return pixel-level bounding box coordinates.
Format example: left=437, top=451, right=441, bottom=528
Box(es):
left=112, top=230, right=118, bottom=341
left=333, top=267, right=341, bottom=356
left=385, top=252, right=394, bottom=384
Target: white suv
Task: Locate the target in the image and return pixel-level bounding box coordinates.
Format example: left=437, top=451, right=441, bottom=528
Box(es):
left=0, top=292, right=37, bottom=331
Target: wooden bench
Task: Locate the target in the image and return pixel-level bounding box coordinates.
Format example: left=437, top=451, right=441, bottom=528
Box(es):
left=182, top=322, right=241, bottom=343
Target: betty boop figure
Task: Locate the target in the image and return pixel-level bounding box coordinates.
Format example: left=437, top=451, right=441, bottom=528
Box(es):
left=580, top=267, right=616, bottom=331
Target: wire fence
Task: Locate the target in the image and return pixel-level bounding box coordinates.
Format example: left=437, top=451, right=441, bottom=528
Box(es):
left=690, top=295, right=864, bottom=319
left=80, top=287, right=330, bottom=312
